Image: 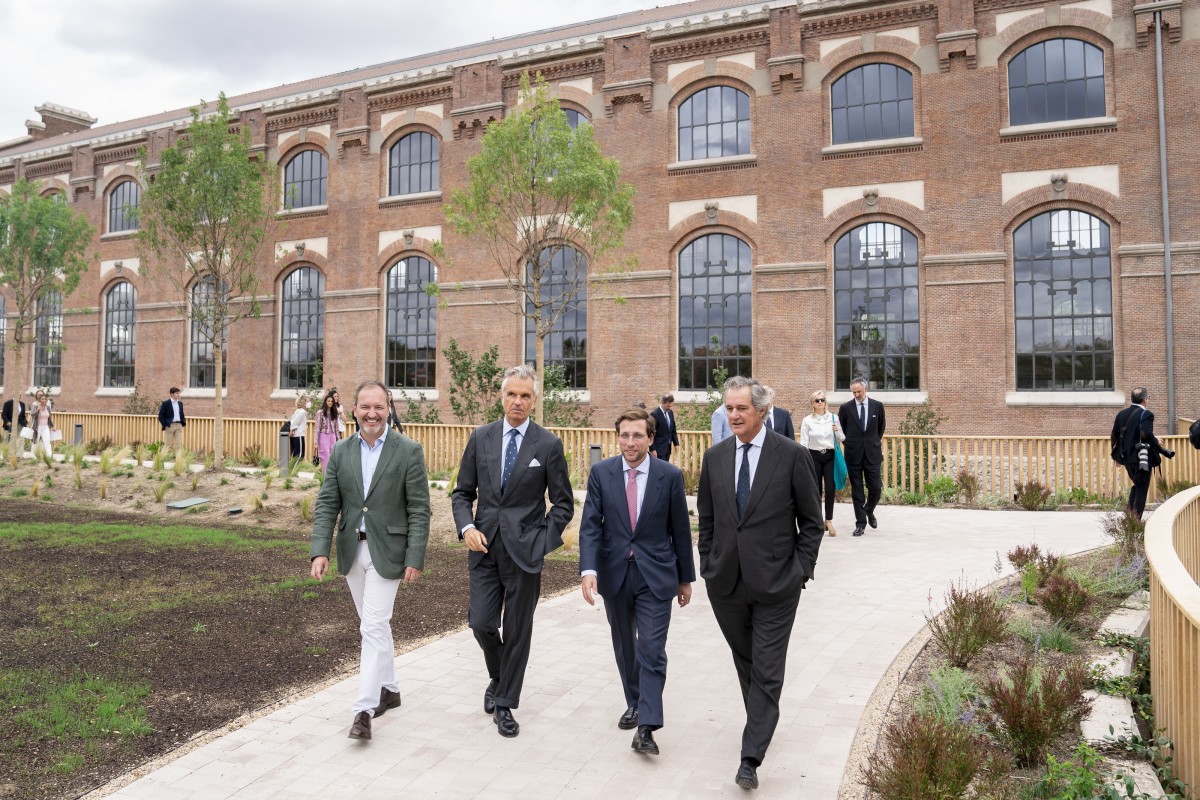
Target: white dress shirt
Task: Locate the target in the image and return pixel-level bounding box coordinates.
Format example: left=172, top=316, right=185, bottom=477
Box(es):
left=170, top=399, right=182, bottom=423
left=800, top=412, right=845, bottom=450
left=357, top=426, right=389, bottom=532
left=732, top=424, right=768, bottom=486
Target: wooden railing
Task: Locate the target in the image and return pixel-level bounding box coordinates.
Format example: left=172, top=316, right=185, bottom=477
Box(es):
left=1146, top=485, right=1200, bottom=796
left=45, top=414, right=1200, bottom=499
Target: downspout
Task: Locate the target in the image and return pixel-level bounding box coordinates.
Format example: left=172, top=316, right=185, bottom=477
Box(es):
left=1153, top=8, right=1176, bottom=427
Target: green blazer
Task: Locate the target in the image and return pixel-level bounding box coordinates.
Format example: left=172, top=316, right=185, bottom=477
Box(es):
left=310, top=429, right=431, bottom=580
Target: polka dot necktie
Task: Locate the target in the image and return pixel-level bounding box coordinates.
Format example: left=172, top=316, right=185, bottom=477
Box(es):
left=501, top=429, right=519, bottom=493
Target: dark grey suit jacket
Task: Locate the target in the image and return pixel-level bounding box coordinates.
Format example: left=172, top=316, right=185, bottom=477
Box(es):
left=697, top=430, right=825, bottom=602
left=452, top=419, right=575, bottom=573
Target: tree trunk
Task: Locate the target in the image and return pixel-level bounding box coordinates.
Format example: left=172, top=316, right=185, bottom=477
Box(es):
left=212, top=321, right=224, bottom=466
left=534, top=331, right=545, bottom=423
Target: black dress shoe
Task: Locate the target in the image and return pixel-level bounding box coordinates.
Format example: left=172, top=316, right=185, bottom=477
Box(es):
left=493, top=706, right=520, bottom=737
left=631, top=725, right=660, bottom=754
left=348, top=711, right=372, bottom=740
left=852, top=526, right=865, bottom=537
left=373, top=687, right=401, bottom=718
left=867, top=512, right=878, bottom=529
left=483, top=679, right=498, bottom=714
left=735, top=758, right=759, bottom=790
left=631, top=725, right=660, bottom=755
left=618, top=706, right=639, bottom=730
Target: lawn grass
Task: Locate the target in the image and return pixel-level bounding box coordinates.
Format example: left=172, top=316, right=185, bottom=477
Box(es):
left=0, top=520, right=304, bottom=550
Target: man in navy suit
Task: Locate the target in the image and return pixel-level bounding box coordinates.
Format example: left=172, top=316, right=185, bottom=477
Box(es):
left=649, top=394, right=679, bottom=461
left=837, top=377, right=886, bottom=536
left=157, top=387, right=186, bottom=452
left=763, top=386, right=795, bottom=440
left=579, top=407, right=695, bottom=756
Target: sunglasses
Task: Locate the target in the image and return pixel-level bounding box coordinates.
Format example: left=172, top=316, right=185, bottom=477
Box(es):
left=813, top=399, right=826, bottom=404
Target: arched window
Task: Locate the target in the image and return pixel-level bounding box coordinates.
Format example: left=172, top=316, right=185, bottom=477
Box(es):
left=525, top=246, right=588, bottom=390
left=677, top=86, right=750, bottom=162
left=108, top=180, right=140, bottom=233
left=1014, top=210, right=1113, bottom=389
left=385, top=256, right=438, bottom=389
left=834, top=223, right=920, bottom=390
left=34, top=291, right=63, bottom=387
left=564, top=108, right=587, bottom=129
left=283, top=150, right=327, bottom=209
left=103, top=282, right=136, bottom=388
left=189, top=277, right=227, bottom=389
left=388, top=132, right=439, bottom=196
left=678, top=233, right=752, bottom=389
left=1008, top=39, right=1105, bottom=126
left=279, top=266, right=325, bottom=389
left=831, top=64, right=914, bottom=145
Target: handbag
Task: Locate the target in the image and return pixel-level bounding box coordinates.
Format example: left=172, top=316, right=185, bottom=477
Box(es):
left=832, top=418, right=849, bottom=491
left=19, top=427, right=34, bottom=440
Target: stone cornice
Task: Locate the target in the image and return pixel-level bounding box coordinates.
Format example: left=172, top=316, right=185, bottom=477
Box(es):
left=265, top=106, right=339, bottom=133
left=650, top=27, right=770, bottom=62
left=800, top=2, right=938, bottom=36
left=645, top=7, right=771, bottom=42
left=367, top=84, right=454, bottom=113
left=23, top=158, right=73, bottom=179
left=502, top=55, right=605, bottom=88
left=94, top=145, right=142, bottom=166
left=499, top=40, right=605, bottom=71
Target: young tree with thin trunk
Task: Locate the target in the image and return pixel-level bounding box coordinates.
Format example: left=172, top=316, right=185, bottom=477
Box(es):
left=137, top=93, right=281, bottom=464
left=442, top=73, right=635, bottom=421
left=0, top=180, right=93, bottom=451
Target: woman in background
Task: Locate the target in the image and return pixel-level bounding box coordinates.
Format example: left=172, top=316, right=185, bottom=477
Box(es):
left=289, top=396, right=308, bottom=462
left=314, top=390, right=339, bottom=474
left=31, top=390, right=55, bottom=459
left=799, top=390, right=844, bottom=537
left=385, top=390, right=405, bottom=434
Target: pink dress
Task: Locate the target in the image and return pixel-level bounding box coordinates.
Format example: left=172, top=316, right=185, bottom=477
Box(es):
left=315, top=410, right=339, bottom=473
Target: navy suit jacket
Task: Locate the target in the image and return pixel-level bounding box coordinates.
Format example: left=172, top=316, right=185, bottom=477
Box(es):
left=767, top=407, right=795, bottom=440
left=157, top=399, right=186, bottom=430
left=650, top=406, right=679, bottom=456
left=578, top=455, right=696, bottom=603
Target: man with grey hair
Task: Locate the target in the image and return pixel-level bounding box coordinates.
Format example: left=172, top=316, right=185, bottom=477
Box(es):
left=837, top=377, right=885, bottom=536
left=697, top=375, right=825, bottom=790
left=452, top=365, right=574, bottom=738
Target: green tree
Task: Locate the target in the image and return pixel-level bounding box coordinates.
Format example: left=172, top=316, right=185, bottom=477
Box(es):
left=441, top=72, right=635, bottom=421
left=443, top=339, right=503, bottom=425
left=540, top=363, right=592, bottom=428
left=0, top=179, right=94, bottom=449
left=136, top=93, right=282, bottom=464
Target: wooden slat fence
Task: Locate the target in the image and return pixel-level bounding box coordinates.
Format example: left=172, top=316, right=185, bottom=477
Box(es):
left=46, top=414, right=1200, bottom=499
left=1146, top=485, right=1200, bottom=796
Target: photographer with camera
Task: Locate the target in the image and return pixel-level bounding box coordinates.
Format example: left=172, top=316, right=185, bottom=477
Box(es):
left=1111, top=386, right=1175, bottom=520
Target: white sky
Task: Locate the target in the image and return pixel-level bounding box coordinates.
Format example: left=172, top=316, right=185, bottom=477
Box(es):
left=0, top=0, right=688, bottom=139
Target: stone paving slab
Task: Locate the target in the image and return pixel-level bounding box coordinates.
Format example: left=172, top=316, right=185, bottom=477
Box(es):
left=100, top=505, right=1107, bottom=799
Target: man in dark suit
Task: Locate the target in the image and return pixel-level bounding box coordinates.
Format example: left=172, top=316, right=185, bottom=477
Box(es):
left=309, top=380, right=431, bottom=740
left=649, top=394, right=679, bottom=461
left=452, top=365, right=575, bottom=738
left=579, top=407, right=695, bottom=756
left=838, top=377, right=885, bottom=536
left=2, top=394, right=29, bottom=444
left=1111, top=386, right=1174, bottom=519
left=697, top=376, right=825, bottom=790
left=157, top=387, right=186, bottom=451
left=763, top=386, right=795, bottom=440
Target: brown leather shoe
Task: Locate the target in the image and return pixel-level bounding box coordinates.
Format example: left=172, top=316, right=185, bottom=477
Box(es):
left=374, top=687, right=401, bottom=718
left=825, top=520, right=837, bottom=537
left=348, top=711, right=372, bottom=740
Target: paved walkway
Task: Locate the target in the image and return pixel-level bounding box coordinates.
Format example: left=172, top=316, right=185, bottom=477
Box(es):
left=101, top=506, right=1108, bottom=800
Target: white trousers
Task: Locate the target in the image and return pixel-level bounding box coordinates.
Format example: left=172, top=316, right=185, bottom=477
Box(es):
left=345, top=539, right=401, bottom=715
left=35, top=426, right=53, bottom=458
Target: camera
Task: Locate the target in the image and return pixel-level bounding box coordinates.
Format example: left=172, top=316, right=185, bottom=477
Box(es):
left=1137, top=443, right=1151, bottom=472
left=1163, top=448, right=1175, bottom=459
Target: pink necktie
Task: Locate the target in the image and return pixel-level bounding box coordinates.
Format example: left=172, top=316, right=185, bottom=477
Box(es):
left=626, top=468, right=638, bottom=531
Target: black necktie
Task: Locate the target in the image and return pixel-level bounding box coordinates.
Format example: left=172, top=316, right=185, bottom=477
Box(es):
left=501, top=429, right=519, bottom=492
left=736, top=442, right=752, bottom=519
left=860, top=402, right=867, bottom=432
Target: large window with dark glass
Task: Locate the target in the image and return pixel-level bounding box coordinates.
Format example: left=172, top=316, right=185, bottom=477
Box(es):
left=678, top=233, right=752, bottom=389
left=283, top=150, right=327, bottom=209
left=834, top=223, right=920, bottom=390
left=34, top=292, right=63, bottom=388
left=831, top=64, right=915, bottom=145
left=524, top=247, right=588, bottom=390
left=189, top=277, right=227, bottom=389
left=1008, top=39, right=1105, bottom=126
left=279, top=266, right=325, bottom=389
left=388, top=132, right=439, bottom=196
left=385, top=257, right=438, bottom=389
left=564, top=108, right=587, bottom=129
left=1014, top=210, right=1113, bottom=390
left=103, top=282, right=136, bottom=388
left=677, top=86, right=750, bottom=162
left=108, top=180, right=140, bottom=233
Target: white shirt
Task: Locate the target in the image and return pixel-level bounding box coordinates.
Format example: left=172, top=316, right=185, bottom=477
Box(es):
left=357, top=426, right=389, bottom=532
left=732, top=424, right=768, bottom=487
left=580, top=456, right=650, bottom=578
left=336, top=403, right=346, bottom=434
left=290, top=408, right=307, bottom=437
left=800, top=412, right=845, bottom=451
left=170, top=399, right=182, bottom=423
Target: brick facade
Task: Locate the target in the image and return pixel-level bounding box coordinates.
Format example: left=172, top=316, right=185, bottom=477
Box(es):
left=0, top=0, right=1196, bottom=436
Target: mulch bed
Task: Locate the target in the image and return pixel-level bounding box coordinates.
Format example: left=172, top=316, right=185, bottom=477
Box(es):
left=0, top=499, right=580, bottom=800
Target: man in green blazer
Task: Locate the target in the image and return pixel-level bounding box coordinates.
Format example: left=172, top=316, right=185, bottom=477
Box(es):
left=310, top=380, right=431, bottom=741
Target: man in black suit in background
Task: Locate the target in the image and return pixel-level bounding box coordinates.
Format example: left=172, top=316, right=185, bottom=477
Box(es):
left=649, top=394, right=679, bottom=461
left=452, top=365, right=575, bottom=739
left=2, top=394, right=29, bottom=445
left=697, top=376, right=825, bottom=790
left=763, top=386, right=795, bottom=440
left=1111, top=386, right=1174, bottom=519
left=838, top=377, right=885, bottom=537
left=157, top=387, right=186, bottom=452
